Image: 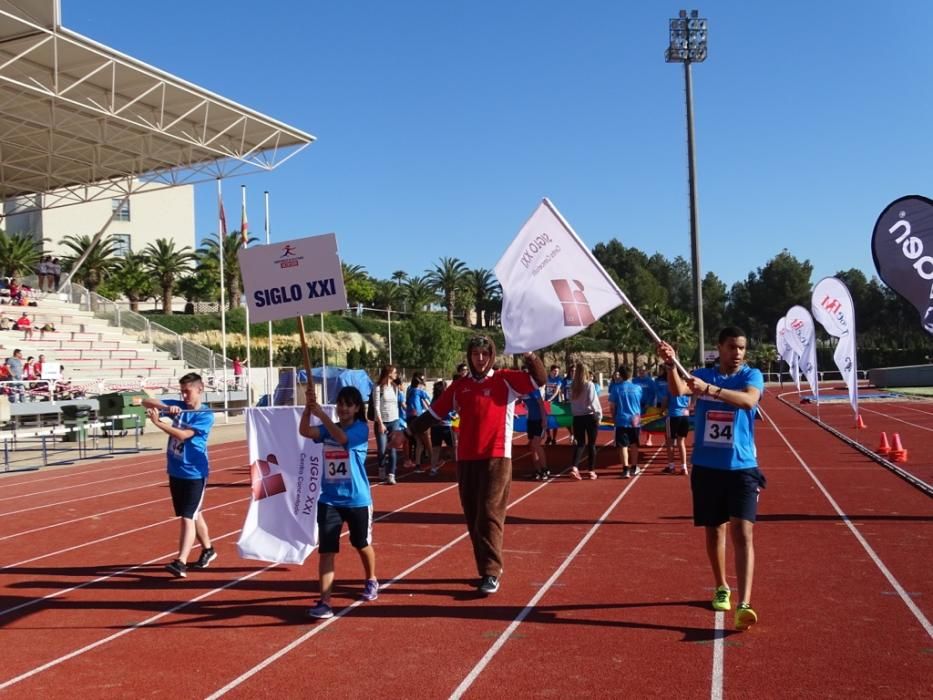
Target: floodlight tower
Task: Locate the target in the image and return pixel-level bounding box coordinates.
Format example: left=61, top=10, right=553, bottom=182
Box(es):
left=666, top=9, right=708, bottom=367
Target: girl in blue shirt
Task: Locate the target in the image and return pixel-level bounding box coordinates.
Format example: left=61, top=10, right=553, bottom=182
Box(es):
left=299, top=386, right=377, bottom=619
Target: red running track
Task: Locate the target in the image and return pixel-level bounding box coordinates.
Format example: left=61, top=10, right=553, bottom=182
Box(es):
left=0, top=401, right=930, bottom=698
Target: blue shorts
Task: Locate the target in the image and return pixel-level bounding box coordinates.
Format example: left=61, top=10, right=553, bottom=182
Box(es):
left=526, top=419, right=544, bottom=439
left=317, top=502, right=373, bottom=553
left=690, top=465, right=766, bottom=526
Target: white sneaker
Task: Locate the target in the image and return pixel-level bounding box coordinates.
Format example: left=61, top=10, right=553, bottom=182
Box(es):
left=631, top=466, right=640, bottom=476
left=386, top=473, right=397, bottom=485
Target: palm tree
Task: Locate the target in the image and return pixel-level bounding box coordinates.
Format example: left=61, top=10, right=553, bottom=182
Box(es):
left=197, top=229, right=258, bottom=309
left=371, top=279, right=403, bottom=310
left=391, top=270, right=408, bottom=287
left=59, top=233, right=121, bottom=292
left=102, top=253, right=153, bottom=312
left=0, top=231, right=42, bottom=278
left=143, top=238, right=196, bottom=314
left=404, top=275, right=436, bottom=312
left=465, top=267, right=499, bottom=327
left=602, top=308, right=640, bottom=370
left=425, top=256, right=468, bottom=324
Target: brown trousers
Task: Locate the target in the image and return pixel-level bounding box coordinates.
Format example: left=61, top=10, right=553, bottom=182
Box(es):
left=457, top=458, right=512, bottom=577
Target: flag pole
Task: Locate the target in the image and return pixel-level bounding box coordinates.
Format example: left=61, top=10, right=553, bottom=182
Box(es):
left=540, top=197, right=692, bottom=378
left=320, top=312, right=327, bottom=404
left=265, top=190, right=273, bottom=402
left=297, top=315, right=313, bottom=402
left=241, top=185, right=252, bottom=405
left=217, top=179, right=229, bottom=423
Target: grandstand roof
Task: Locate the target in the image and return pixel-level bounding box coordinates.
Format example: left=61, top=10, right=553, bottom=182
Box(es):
left=0, top=0, right=314, bottom=212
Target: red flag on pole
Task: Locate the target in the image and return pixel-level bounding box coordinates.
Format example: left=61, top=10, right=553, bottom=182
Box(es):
left=219, top=194, right=228, bottom=237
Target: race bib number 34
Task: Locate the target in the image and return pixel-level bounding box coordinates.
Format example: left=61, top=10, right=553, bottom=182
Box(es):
left=324, top=449, right=351, bottom=481
left=704, top=410, right=735, bottom=448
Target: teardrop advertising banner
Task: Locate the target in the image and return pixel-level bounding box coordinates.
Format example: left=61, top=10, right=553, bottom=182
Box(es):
left=811, top=277, right=858, bottom=417
left=871, top=195, right=933, bottom=335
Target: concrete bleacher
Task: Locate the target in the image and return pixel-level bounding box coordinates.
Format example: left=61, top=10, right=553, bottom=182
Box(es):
left=0, top=294, right=188, bottom=389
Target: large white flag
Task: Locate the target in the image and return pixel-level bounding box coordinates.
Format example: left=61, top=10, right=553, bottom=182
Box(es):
left=785, top=305, right=820, bottom=403
left=811, top=277, right=859, bottom=417
left=495, top=199, right=625, bottom=354
left=775, top=317, right=800, bottom=390
left=238, top=406, right=331, bottom=564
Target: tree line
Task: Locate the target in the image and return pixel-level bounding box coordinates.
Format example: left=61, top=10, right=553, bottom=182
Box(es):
left=0, top=227, right=928, bottom=370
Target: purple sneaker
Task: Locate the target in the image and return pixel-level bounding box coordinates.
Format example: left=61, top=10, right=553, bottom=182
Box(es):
left=361, top=579, right=379, bottom=601
left=307, top=600, right=334, bottom=619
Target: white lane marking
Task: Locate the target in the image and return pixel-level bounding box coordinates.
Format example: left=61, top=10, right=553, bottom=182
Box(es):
left=711, top=611, right=724, bottom=700
left=761, top=407, right=933, bottom=639
left=449, top=468, right=649, bottom=699
left=206, top=476, right=558, bottom=698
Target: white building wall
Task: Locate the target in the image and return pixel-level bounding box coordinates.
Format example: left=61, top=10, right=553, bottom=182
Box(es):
left=3, top=184, right=195, bottom=257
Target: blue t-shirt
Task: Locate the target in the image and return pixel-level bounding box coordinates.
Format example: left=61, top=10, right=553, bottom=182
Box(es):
left=691, top=365, right=764, bottom=470
left=609, top=381, right=643, bottom=428
left=657, top=379, right=690, bottom=417
left=544, top=375, right=565, bottom=402
left=524, top=390, right=545, bottom=421
left=164, top=399, right=214, bottom=479
left=315, top=421, right=372, bottom=507
left=633, top=376, right=656, bottom=409
left=406, top=386, right=430, bottom=418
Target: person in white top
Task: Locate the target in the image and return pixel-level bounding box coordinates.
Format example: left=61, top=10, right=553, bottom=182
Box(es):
left=372, top=364, right=401, bottom=484
left=569, top=362, right=603, bottom=480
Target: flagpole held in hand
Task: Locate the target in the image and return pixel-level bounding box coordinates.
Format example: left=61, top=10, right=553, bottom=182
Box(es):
left=297, top=315, right=314, bottom=403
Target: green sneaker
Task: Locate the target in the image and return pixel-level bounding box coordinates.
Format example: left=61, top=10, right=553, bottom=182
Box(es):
left=735, top=603, right=757, bottom=631
left=712, top=585, right=731, bottom=611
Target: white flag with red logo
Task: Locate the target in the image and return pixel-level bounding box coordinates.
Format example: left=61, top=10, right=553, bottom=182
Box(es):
left=775, top=316, right=801, bottom=391
left=238, top=406, right=332, bottom=564
left=785, top=305, right=820, bottom=403
left=811, top=277, right=859, bottom=416
left=495, top=199, right=624, bottom=354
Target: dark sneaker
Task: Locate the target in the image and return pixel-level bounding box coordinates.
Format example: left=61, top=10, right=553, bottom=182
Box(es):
left=622, top=467, right=631, bottom=479
left=165, top=559, right=187, bottom=578
left=631, top=466, right=640, bottom=476
left=307, top=600, right=334, bottom=619
left=478, top=575, right=500, bottom=595
left=190, top=547, right=217, bottom=570
left=361, top=579, right=379, bottom=601
left=542, top=470, right=551, bottom=480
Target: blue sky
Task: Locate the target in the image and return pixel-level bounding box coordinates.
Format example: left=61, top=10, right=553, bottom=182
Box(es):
left=65, top=0, right=933, bottom=291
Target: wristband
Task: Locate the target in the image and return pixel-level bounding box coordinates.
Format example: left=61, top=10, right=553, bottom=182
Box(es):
left=715, top=386, right=723, bottom=399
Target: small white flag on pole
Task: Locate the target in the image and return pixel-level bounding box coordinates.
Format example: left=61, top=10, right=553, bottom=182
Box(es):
left=811, top=277, right=859, bottom=417
left=495, top=199, right=624, bottom=355
left=786, top=305, right=820, bottom=403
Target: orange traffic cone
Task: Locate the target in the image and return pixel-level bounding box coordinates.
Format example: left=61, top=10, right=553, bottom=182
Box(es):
left=890, top=433, right=908, bottom=463
left=876, top=432, right=891, bottom=456
left=855, top=414, right=866, bottom=429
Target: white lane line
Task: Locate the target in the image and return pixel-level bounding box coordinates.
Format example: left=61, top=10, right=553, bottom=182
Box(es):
left=206, top=476, right=558, bottom=698
left=859, top=405, right=933, bottom=433
left=0, top=564, right=277, bottom=692
left=449, top=463, right=653, bottom=700
left=0, top=484, right=461, bottom=619
left=0, top=483, right=462, bottom=690
left=0, top=462, right=245, bottom=518
left=761, top=407, right=933, bottom=639
left=710, top=611, right=724, bottom=700
left=0, top=478, right=250, bottom=543
left=1, top=495, right=249, bottom=569
left=0, top=442, right=246, bottom=490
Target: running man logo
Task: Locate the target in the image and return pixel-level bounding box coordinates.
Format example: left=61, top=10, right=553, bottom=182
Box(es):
left=551, top=279, right=596, bottom=326
left=251, top=453, right=286, bottom=500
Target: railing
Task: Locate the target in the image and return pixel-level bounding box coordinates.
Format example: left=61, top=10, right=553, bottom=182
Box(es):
left=0, top=378, right=86, bottom=403
left=55, top=281, right=231, bottom=374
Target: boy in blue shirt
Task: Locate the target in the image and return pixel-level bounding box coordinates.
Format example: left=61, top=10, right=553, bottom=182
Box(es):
left=658, top=327, right=765, bottom=632
left=299, top=386, right=377, bottom=619
left=143, top=373, right=216, bottom=578
left=523, top=386, right=549, bottom=480
left=543, top=365, right=565, bottom=445
left=657, top=366, right=692, bottom=475
left=608, top=366, right=643, bottom=479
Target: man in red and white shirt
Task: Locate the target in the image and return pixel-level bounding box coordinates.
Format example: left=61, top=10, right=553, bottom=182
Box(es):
left=400, top=335, right=545, bottom=595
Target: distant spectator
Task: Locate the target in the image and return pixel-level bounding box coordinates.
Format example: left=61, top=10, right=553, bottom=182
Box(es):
left=232, top=356, right=244, bottom=389
left=5, top=349, right=24, bottom=402
left=24, top=356, right=36, bottom=381
left=0, top=314, right=10, bottom=331
left=37, top=256, right=51, bottom=292
left=8, top=279, right=22, bottom=305
left=39, top=321, right=56, bottom=339
left=16, top=312, right=33, bottom=340
left=51, top=259, right=62, bottom=290
left=35, top=354, right=45, bottom=378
